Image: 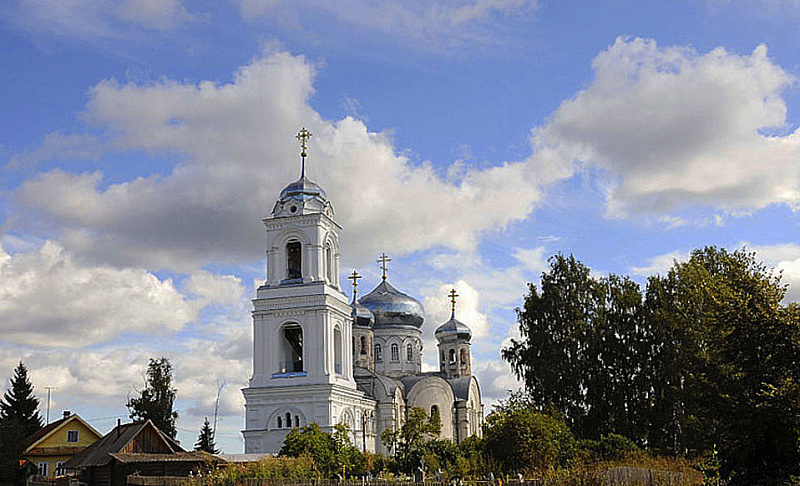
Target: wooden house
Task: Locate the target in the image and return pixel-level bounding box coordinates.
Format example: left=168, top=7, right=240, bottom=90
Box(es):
left=21, top=411, right=102, bottom=477
left=63, top=420, right=219, bottom=486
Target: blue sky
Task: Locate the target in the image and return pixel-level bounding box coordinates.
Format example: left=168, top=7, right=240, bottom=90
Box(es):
left=2, top=0, right=800, bottom=453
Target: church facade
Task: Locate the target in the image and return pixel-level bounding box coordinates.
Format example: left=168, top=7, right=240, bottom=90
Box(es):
left=242, top=130, right=483, bottom=454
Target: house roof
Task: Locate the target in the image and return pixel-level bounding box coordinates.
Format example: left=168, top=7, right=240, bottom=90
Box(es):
left=109, top=451, right=222, bottom=464
left=20, top=413, right=101, bottom=453
left=63, top=420, right=183, bottom=469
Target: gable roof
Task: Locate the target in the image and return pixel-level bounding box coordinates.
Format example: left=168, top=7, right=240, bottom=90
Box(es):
left=63, top=420, right=183, bottom=469
left=21, top=414, right=101, bottom=453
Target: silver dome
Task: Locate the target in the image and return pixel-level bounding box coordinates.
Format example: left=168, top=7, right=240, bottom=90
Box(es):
left=359, top=280, right=424, bottom=329
left=435, top=313, right=472, bottom=342
left=351, top=298, right=375, bottom=328
left=278, top=176, right=327, bottom=203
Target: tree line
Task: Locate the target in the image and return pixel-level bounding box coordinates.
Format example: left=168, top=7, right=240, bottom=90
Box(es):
left=503, top=246, right=800, bottom=485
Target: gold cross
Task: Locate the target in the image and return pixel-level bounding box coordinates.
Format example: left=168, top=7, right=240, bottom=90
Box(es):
left=377, top=253, right=391, bottom=281
left=296, top=127, right=312, bottom=158
left=349, top=270, right=362, bottom=298
left=448, top=288, right=459, bottom=314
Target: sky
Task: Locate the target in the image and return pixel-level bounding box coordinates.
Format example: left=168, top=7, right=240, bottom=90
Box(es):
left=1, top=0, right=800, bottom=453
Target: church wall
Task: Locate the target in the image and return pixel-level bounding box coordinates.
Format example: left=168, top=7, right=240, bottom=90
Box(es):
left=406, top=377, right=456, bottom=440
left=373, top=327, right=421, bottom=378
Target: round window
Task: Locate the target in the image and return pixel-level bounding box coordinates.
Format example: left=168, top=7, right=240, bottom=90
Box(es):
left=289, top=206, right=298, bottom=213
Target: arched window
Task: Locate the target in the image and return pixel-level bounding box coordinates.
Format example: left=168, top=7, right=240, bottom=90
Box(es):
left=375, top=344, right=382, bottom=362
left=281, top=323, right=303, bottom=372
left=286, top=241, right=302, bottom=280
left=295, top=415, right=300, bottom=427
left=286, top=412, right=292, bottom=427
left=277, top=416, right=282, bottom=428
left=440, top=350, right=445, bottom=365
left=334, top=326, right=343, bottom=374
left=449, top=349, right=456, bottom=363
left=406, top=344, right=414, bottom=362
left=360, top=336, right=367, bottom=355
left=460, top=348, right=467, bottom=365
left=391, top=343, right=399, bottom=362
left=325, top=244, right=334, bottom=283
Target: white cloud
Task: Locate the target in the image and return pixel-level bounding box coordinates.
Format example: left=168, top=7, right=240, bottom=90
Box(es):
left=6, top=133, right=104, bottom=169
left=0, top=241, right=197, bottom=347
left=529, top=37, right=800, bottom=219
left=237, top=0, right=536, bottom=50
left=631, top=249, right=688, bottom=276
left=11, top=50, right=557, bottom=272
left=6, top=0, right=191, bottom=39
left=748, top=242, right=800, bottom=303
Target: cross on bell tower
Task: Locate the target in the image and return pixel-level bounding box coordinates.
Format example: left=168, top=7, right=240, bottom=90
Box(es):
left=296, top=127, right=312, bottom=178
left=448, top=288, right=459, bottom=316
left=349, top=270, right=362, bottom=299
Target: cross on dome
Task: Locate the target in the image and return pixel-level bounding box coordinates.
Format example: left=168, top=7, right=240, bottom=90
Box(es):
left=349, top=270, right=362, bottom=298
left=377, top=253, right=391, bottom=281
left=449, top=288, right=459, bottom=315
left=296, top=127, right=312, bottom=178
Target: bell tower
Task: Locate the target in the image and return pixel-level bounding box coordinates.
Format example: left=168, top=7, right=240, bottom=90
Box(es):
left=435, top=289, right=473, bottom=379
left=243, top=128, right=374, bottom=454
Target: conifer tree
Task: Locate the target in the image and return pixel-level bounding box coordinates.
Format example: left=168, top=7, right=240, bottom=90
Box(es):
left=194, top=417, right=219, bottom=454
left=0, top=361, right=43, bottom=434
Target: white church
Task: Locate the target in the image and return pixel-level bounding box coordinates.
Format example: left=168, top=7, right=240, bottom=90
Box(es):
left=242, top=129, right=484, bottom=454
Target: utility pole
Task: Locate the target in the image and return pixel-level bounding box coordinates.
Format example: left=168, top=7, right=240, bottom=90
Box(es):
left=44, top=386, right=55, bottom=424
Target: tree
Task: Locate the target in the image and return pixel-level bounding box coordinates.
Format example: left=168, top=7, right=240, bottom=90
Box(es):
left=0, top=362, right=43, bottom=485
left=502, top=255, right=652, bottom=443
left=280, top=422, right=365, bottom=478
left=381, top=406, right=441, bottom=474
left=127, top=357, right=179, bottom=440
left=195, top=417, right=219, bottom=454
left=482, top=393, right=577, bottom=475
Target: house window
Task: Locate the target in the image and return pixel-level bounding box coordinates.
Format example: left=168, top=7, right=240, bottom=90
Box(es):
left=391, top=343, right=399, bottom=362
left=286, top=241, right=302, bottom=280
left=407, top=344, right=413, bottom=362
left=67, top=430, right=79, bottom=442
left=55, top=462, right=66, bottom=476
left=360, top=336, right=367, bottom=355
left=37, top=462, right=48, bottom=477
left=375, top=344, right=382, bottom=362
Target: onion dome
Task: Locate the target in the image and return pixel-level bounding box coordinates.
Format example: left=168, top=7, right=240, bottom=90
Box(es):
left=435, top=312, right=472, bottom=343
left=351, top=298, right=375, bottom=328
left=272, top=176, right=330, bottom=217
left=359, top=279, right=424, bottom=328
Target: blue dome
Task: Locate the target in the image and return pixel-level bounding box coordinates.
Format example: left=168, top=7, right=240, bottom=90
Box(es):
left=359, top=280, right=424, bottom=329
left=279, top=176, right=327, bottom=202
left=435, top=314, right=472, bottom=342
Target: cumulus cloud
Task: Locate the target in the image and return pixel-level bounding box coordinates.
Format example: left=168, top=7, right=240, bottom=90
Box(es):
left=10, top=49, right=556, bottom=272
left=530, top=37, right=800, bottom=219
left=0, top=241, right=197, bottom=347
left=5, top=0, right=191, bottom=39
left=631, top=249, right=688, bottom=276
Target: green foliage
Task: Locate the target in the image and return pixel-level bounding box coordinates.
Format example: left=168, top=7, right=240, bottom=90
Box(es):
left=382, top=406, right=442, bottom=474
left=279, top=422, right=365, bottom=478
left=194, top=417, right=219, bottom=454
left=579, top=433, right=639, bottom=462
left=482, top=394, right=577, bottom=475
left=126, top=357, right=179, bottom=440
left=204, top=455, right=316, bottom=480
left=0, top=361, right=43, bottom=486
left=504, top=246, right=800, bottom=485
left=503, top=255, right=652, bottom=443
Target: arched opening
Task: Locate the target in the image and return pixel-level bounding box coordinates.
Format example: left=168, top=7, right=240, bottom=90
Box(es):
left=277, top=416, right=282, bottom=428
left=440, top=350, right=445, bottom=365
left=375, top=344, right=382, bottom=362
left=406, top=343, right=414, bottom=362
left=286, top=241, right=302, bottom=280
left=295, top=415, right=300, bottom=427
left=334, top=326, right=343, bottom=374
left=325, top=244, right=334, bottom=283
left=460, top=348, right=467, bottom=365
left=391, top=343, right=399, bottom=362
left=449, top=349, right=456, bottom=363
left=286, top=412, right=292, bottom=428
left=360, top=336, right=367, bottom=355
left=281, top=323, right=303, bottom=372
